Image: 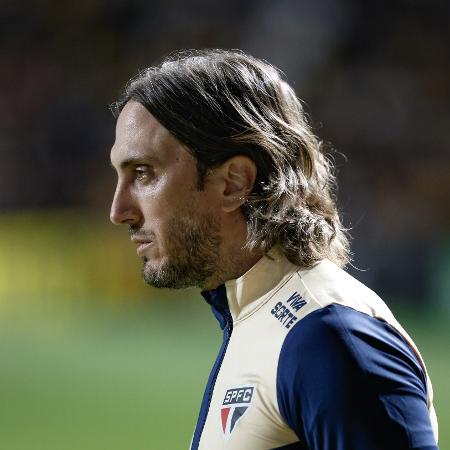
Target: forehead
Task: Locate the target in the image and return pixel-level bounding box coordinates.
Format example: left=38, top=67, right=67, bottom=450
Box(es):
left=110, top=100, right=190, bottom=168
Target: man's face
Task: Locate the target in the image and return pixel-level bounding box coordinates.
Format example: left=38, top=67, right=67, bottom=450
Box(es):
left=110, top=100, right=223, bottom=289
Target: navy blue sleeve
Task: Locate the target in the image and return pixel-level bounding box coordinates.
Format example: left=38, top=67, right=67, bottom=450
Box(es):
left=276, top=304, right=438, bottom=450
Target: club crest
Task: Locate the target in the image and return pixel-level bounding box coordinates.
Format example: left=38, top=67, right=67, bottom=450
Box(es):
left=221, top=385, right=255, bottom=440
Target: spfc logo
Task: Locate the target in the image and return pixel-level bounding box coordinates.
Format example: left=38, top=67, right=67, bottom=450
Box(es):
left=221, top=385, right=255, bottom=440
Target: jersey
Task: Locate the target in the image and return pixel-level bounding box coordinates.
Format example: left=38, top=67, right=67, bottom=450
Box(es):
left=190, top=249, right=438, bottom=450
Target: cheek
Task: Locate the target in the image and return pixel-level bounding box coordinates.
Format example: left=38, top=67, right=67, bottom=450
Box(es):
left=136, top=187, right=185, bottom=236
left=137, top=172, right=215, bottom=227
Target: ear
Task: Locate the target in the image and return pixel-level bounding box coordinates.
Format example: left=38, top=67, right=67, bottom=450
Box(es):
left=214, top=155, right=257, bottom=213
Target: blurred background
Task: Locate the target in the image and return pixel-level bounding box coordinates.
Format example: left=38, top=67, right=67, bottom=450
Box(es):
left=0, top=0, right=449, bottom=448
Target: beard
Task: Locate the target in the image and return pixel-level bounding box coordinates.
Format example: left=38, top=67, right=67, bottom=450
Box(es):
left=136, top=213, right=222, bottom=289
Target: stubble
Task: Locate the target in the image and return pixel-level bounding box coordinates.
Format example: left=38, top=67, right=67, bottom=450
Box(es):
left=140, top=213, right=223, bottom=289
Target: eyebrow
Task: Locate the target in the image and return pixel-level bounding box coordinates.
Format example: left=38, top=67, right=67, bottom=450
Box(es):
left=110, top=157, right=155, bottom=171
left=120, top=158, right=143, bottom=169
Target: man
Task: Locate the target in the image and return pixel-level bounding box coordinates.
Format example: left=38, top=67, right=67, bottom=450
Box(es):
left=109, top=49, right=438, bottom=450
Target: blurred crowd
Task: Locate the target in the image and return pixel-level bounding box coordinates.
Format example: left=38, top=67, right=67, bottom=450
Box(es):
left=1, top=0, right=449, bottom=304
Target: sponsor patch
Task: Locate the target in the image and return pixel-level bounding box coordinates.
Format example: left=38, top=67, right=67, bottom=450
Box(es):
left=221, top=385, right=255, bottom=440
left=270, top=291, right=307, bottom=329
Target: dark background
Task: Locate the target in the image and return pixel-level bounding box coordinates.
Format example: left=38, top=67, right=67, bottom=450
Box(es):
left=0, top=2, right=448, bottom=448
left=2, top=0, right=449, bottom=305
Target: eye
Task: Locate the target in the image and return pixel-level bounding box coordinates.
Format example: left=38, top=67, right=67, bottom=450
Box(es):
left=134, top=165, right=152, bottom=182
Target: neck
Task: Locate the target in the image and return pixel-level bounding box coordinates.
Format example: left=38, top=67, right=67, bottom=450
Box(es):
left=201, top=211, right=264, bottom=291
left=202, top=246, right=264, bottom=291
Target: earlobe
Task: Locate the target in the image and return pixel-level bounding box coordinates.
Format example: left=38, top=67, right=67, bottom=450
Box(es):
left=221, top=156, right=257, bottom=213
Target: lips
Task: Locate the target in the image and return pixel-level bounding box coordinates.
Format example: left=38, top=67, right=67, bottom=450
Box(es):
left=136, top=242, right=152, bottom=256
left=131, top=238, right=153, bottom=256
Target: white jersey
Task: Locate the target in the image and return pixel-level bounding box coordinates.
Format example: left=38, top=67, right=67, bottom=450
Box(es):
left=190, top=250, right=438, bottom=450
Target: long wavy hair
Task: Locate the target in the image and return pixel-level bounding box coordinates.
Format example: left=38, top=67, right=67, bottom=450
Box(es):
left=112, top=49, right=350, bottom=268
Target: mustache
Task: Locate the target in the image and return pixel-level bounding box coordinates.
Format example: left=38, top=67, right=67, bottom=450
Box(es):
left=128, top=225, right=155, bottom=241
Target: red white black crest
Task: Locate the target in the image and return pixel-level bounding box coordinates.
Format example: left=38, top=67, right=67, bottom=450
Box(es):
left=221, top=385, right=256, bottom=440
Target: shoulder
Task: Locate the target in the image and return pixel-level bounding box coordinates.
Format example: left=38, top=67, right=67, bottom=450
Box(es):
left=277, top=303, right=426, bottom=386
left=295, top=259, right=392, bottom=316
left=276, top=304, right=432, bottom=449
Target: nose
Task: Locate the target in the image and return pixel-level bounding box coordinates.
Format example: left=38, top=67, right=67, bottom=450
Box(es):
left=110, top=183, right=142, bottom=226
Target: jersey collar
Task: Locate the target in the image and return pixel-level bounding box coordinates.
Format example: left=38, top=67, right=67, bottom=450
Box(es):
left=223, top=247, right=297, bottom=322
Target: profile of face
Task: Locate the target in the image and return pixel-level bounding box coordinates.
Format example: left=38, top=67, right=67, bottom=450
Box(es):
left=110, top=101, right=258, bottom=290
left=110, top=101, right=224, bottom=289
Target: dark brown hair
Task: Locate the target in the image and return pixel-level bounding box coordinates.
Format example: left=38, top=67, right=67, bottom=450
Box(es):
left=112, top=49, right=350, bottom=268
